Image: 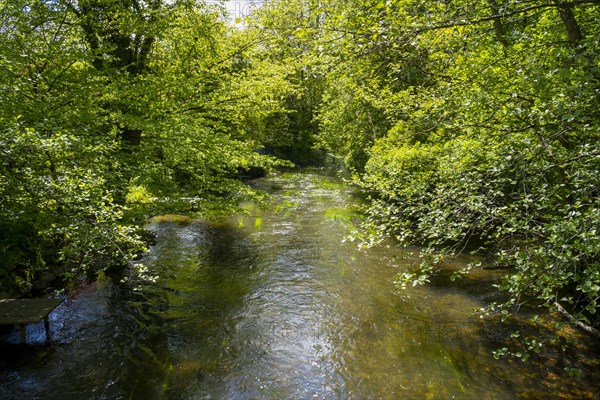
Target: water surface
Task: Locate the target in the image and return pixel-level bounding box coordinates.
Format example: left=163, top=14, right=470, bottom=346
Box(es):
left=1, top=169, right=598, bottom=399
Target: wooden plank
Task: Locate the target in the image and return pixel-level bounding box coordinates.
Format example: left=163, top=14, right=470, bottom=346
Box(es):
left=0, top=298, right=64, bottom=325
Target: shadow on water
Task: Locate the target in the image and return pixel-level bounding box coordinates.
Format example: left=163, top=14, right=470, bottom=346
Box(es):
left=1, top=168, right=599, bottom=399
left=1, top=221, right=261, bottom=400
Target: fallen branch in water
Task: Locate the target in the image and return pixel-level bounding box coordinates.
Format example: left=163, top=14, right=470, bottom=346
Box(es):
left=554, top=301, right=600, bottom=340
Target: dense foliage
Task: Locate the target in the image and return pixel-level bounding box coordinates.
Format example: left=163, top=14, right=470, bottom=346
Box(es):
left=248, top=0, right=600, bottom=352
left=0, top=0, right=292, bottom=295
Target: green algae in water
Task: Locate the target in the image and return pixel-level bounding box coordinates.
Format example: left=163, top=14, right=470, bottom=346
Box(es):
left=152, top=214, right=194, bottom=224
left=315, top=179, right=345, bottom=190
left=324, top=208, right=353, bottom=221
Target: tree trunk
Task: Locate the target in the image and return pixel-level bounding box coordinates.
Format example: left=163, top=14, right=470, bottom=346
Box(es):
left=558, top=5, right=583, bottom=45
left=489, top=0, right=509, bottom=48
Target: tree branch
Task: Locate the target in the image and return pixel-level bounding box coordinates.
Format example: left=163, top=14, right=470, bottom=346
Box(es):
left=413, top=0, right=600, bottom=34
left=554, top=301, right=600, bottom=339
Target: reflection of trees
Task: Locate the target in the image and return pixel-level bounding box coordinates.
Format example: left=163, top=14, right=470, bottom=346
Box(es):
left=102, top=221, right=262, bottom=398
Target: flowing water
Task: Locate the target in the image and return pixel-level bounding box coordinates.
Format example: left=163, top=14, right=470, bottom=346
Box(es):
left=1, top=169, right=599, bottom=399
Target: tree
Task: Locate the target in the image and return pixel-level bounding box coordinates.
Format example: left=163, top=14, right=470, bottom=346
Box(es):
left=0, top=0, right=143, bottom=293
left=251, top=0, right=600, bottom=356
left=0, top=0, right=292, bottom=294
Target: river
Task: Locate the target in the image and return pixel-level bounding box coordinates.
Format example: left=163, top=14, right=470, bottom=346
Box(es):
left=1, top=168, right=598, bottom=399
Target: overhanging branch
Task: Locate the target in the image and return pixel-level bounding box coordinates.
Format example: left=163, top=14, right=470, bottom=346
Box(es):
left=554, top=301, right=600, bottom=339
left=414, top=0, right=600, bottom=33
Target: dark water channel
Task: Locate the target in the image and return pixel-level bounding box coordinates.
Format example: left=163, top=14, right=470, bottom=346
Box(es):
left=1, top=169, right=599, bottom=399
